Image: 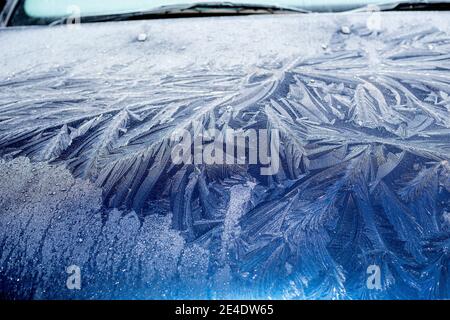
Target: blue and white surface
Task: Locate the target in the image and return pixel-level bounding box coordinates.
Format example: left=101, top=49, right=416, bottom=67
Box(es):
left=0, top=12, right=449, bottom=299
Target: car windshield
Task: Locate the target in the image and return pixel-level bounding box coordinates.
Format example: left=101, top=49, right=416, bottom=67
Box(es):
left=5, top=0, right=450, bottom=26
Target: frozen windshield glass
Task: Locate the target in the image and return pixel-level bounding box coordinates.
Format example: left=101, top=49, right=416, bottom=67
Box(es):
left=22, top=0, right=399, bottom=17
left=6, top=0, right=450, bottom=25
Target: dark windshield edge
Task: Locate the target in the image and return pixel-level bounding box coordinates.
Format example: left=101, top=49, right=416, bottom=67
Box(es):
left=3, top=0, right=450, bottom=27
left=49, top=2, right=310, bottom=26
left=0, top=0, right=18, bottom=27
left=349, top=1, right=450, bottom=12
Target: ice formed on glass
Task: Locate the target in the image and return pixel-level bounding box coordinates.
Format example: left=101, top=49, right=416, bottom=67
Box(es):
left=0, top=12, right=449, bottom=299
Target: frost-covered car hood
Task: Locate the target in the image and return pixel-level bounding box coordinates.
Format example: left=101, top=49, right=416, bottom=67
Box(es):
left=0, top=12, right=450, bottom=299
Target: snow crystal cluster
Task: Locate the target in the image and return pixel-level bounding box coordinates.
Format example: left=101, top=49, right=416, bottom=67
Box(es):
left=1, top=13, right=450, bottom=299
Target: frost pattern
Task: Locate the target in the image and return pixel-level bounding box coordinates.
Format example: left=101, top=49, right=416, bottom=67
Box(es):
left=0, top=158, right=210, bottom=299
left=1, top=21, right=450, bottom=299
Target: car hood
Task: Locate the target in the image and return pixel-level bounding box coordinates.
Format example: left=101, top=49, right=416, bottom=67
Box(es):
left=0, top=12, right=450, bottom=299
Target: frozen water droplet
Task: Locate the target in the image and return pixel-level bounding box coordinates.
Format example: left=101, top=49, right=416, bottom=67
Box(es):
left=137, top=33, right=147, bottom=42
left=340, top=26, right=351, bottom=34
